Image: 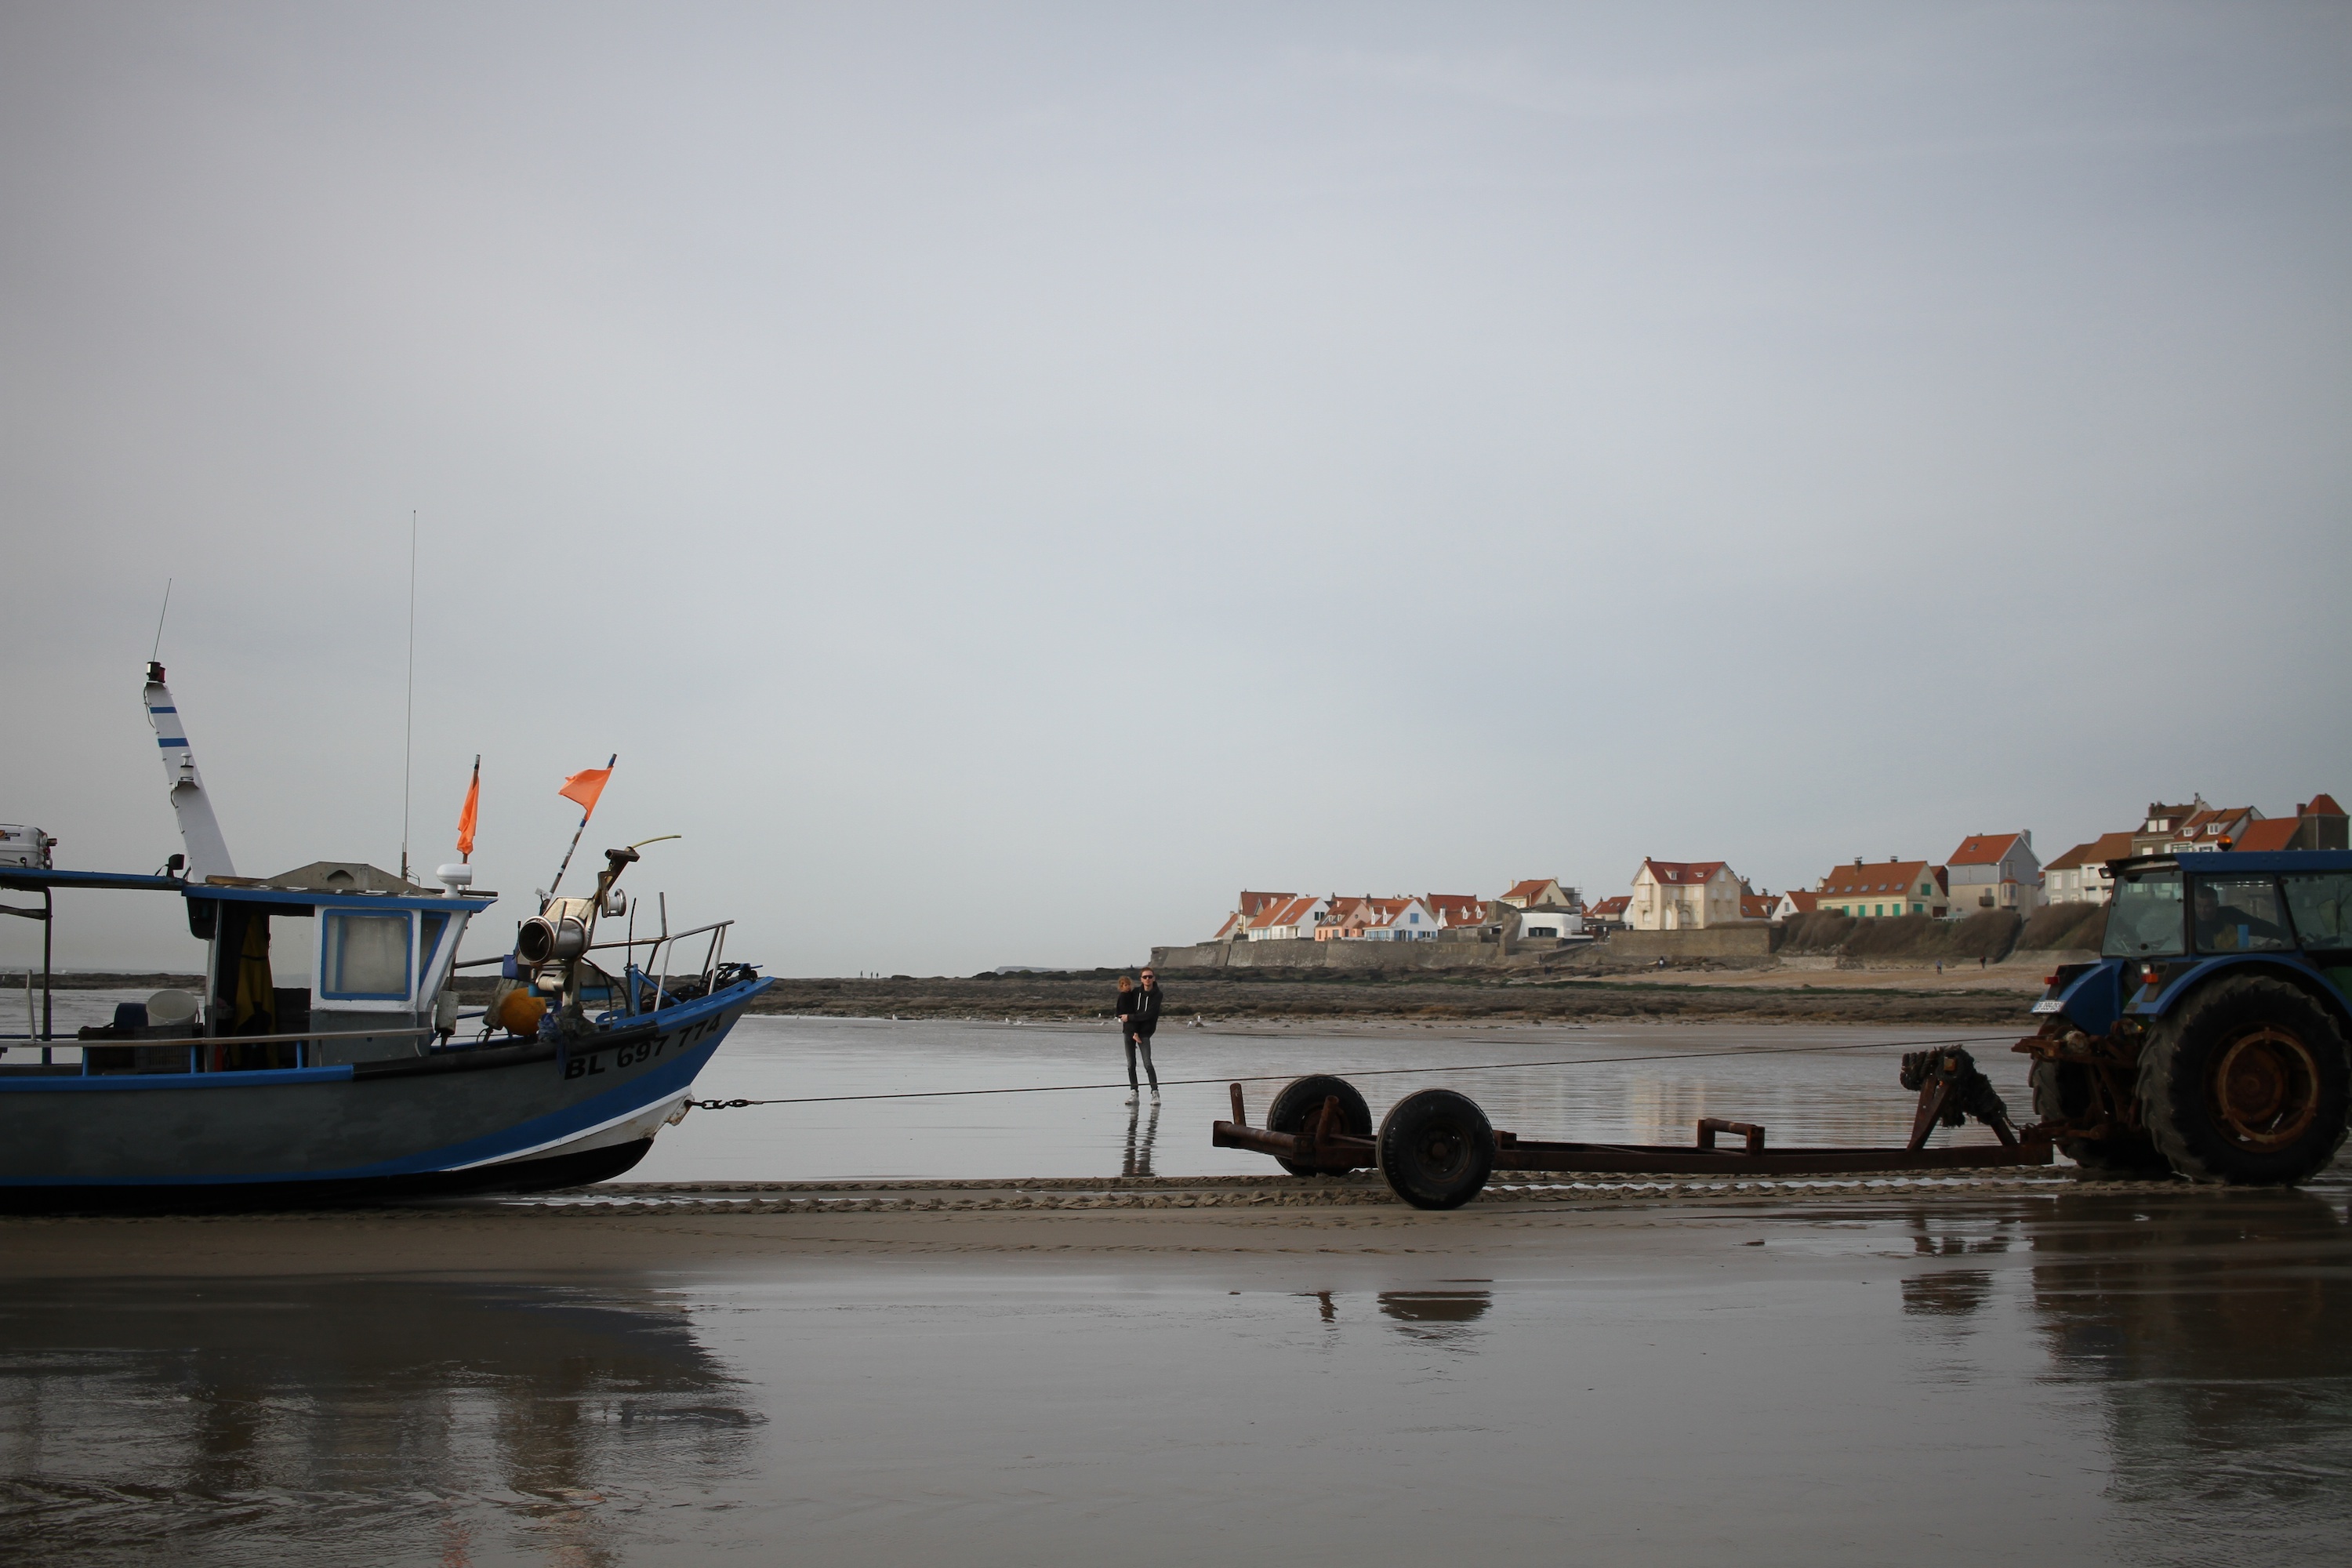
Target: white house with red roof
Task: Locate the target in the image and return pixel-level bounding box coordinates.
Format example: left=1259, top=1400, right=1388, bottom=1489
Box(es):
left=1771, top=889, right=1821, bottom=922
left=1214, top=891, right=1296, bottom=941
left=1584, top=895, right=1630, bottom=929
left=2161, top=804, right=2262, bottom=855
left=1497, top=878, right=1573, bottom=911
left=2130, top=800, right=2205, bottom=857
left=1628, top=859, right=1744, bottom=930
left=1425, top=893, right=1492, bottom=931
left=1244, top=894, right=1330, bottom=942
left=2044, top=831, right=2138, bottom=905
left=1945, top=832, right=2042, bottom=913
left=1359, top=896, right=1439, bottom=941
left=1817, top=858, right=1947, bottom=920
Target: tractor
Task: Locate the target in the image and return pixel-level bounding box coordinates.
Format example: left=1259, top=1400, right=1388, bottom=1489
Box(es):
left=2024, top=849, right=2352, bottom=1183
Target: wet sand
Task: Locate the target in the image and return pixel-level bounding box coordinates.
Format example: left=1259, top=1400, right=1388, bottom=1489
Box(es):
left=5, top=1175, right=2349, bottom=1567
left=0, top=1174, right=2138, bottom=1280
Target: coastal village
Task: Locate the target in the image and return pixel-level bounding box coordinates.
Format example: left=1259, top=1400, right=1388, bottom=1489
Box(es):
left=1199, top=792, right=2349, bottom=949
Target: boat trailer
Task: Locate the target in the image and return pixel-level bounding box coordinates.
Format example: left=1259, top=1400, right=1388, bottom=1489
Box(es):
left=1212, top=1047, right=2053, bottom=1209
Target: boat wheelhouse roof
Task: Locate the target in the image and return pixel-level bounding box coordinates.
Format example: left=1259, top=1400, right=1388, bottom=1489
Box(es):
left=1, top=866, right=495, bottom=915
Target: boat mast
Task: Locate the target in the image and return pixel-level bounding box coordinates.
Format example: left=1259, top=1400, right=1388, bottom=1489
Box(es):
left=143, top=662, right=236, bottom=883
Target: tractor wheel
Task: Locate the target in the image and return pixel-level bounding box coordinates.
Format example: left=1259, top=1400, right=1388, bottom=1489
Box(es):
left=1376, top=1089, right=1495, bottom=1210
left=2136, top=975, right=2352, bottom=1185
left=2027, top=1060, right=2171, bottom=1177
left=1265, top=1075, right=1372, bottom=1177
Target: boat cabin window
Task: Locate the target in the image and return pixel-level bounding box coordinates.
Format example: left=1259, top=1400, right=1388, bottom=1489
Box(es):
left=321, top=911, right=412, bottom=1001
left=2103, top=868, right=2184, bottom=959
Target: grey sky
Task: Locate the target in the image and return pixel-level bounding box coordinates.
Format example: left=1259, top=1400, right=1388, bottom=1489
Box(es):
left=4, top=2, right=2347, bottom=977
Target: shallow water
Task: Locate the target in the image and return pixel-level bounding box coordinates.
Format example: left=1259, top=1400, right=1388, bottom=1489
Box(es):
left=633, top=1015, right=2032, bottom=1181
left=4, top=1181, right=2348, bottom=1565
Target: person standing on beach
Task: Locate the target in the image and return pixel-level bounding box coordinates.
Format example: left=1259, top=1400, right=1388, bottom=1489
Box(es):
left=1116, top=968, right=1163, bottom=1103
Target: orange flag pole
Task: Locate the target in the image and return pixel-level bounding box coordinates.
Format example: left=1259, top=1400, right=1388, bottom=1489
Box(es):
left=545, top=754, right=616, bottom=902
left=456, top=755, right=481, bottom=862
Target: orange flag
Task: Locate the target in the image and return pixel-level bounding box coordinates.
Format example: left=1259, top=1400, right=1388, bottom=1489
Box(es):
left=456, top=756, right=481, bottom=859
left=559, top=760, right=614, bottom=821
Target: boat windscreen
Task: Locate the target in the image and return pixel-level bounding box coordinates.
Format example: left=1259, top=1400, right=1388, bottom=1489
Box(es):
left=419, top=913, right=448, bottom=988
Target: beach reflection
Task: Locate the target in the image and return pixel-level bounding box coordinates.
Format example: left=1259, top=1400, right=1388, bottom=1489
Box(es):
left=0, top=1278, right=756, bottom=1566
left=2026, top=1188, right=2352, bottom=1560
left=1121, top=1099, right=1160, bottom=1178
left=1377, top=1290, right=1494, bottom=1344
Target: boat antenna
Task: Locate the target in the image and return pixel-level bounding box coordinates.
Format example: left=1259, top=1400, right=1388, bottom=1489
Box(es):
left=400, top=510, right=417, bottom=887
left=150, top=578, right=173, bottom=662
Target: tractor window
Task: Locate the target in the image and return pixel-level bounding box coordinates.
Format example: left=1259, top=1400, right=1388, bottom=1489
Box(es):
left=2191, top=876, right=2293, bottom=955
left=2282, top=873, right=2352, bottom=952
left=2103, top=869, right=2184, bottom=958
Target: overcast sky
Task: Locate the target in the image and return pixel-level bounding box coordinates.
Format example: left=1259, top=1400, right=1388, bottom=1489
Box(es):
left=3, top=2, right=2347, bottom=978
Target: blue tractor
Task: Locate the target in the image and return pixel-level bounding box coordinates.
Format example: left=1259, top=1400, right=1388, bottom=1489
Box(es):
left=2024, top=849, right=2352, bottom=1183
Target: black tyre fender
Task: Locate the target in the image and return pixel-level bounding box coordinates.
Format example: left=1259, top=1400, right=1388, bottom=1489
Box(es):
left=1264, top=1075, right=1373, bottom=1177
left=1376, top=1088, right=1496, bottom=1210
left=2137, top=974, right=2352, bottom=1185
left=2027, top=1060, right=2172, bottom=1178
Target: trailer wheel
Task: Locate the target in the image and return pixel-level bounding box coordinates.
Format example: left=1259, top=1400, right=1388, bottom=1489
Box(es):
left=1376, top=1089, right=1495, bottom=1210
left=2027, top=1061, right=2170, bottom=1177
left=2137, top=975, right=2351, bottom=1185
left=1265, top=1076, right=1373, bottom=1176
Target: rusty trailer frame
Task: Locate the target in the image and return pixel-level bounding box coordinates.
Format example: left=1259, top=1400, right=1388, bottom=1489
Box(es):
left=1211, top=1046, right=2054, bottom=1209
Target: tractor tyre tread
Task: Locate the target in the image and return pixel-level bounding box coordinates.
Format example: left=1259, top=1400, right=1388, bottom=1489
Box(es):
left=2137, top=974, right=2351, bottom=1186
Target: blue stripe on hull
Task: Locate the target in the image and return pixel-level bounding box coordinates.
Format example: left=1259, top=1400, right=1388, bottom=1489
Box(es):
left=0, top=982, right=764, bottom=1188
left=0, top=1065, right=357, bottom=1094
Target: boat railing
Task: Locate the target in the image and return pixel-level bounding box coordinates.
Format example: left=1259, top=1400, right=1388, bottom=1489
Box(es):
left=589, top=919, right=731, bottom=1014
left=445, top=912, right=742, bottom=1036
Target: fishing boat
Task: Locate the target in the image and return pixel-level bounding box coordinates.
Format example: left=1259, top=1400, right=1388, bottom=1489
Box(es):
left=0, top=662, right=770, bottom=1210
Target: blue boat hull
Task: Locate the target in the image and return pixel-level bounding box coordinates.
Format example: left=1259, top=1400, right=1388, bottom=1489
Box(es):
left=0, top=978, right=768, bottom=1211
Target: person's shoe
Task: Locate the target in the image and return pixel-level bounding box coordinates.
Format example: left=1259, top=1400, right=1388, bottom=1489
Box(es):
left=1124, top=1091, right=1138, bottom=1105
left=1150, top=1087, right=1161, bottom=1101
